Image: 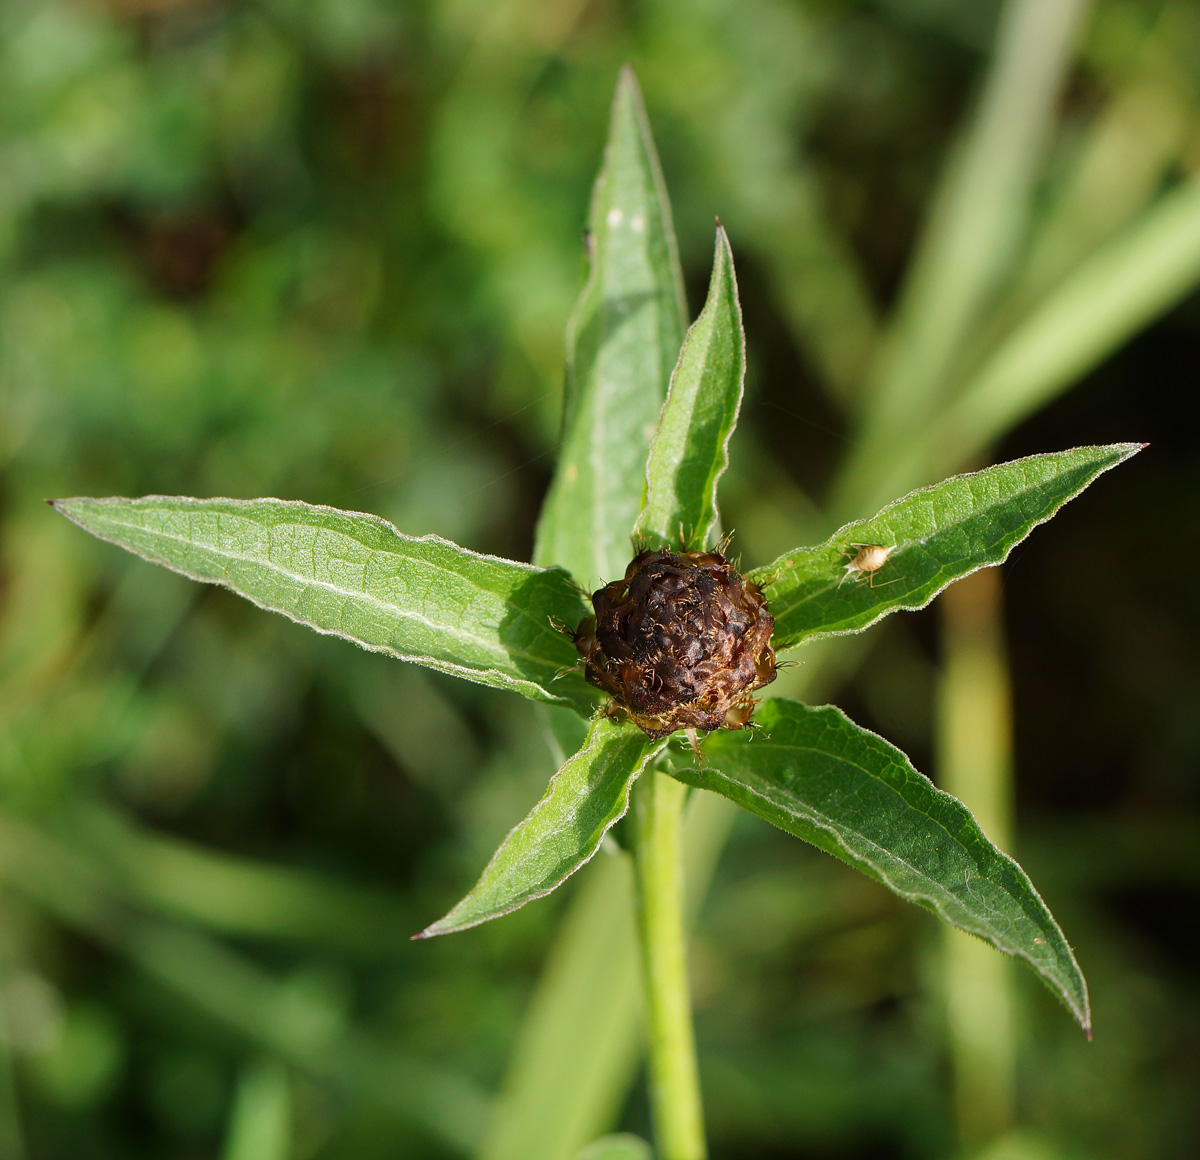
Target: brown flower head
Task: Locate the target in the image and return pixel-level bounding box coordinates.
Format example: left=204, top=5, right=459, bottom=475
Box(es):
left=573, top=548, right=777, bottom=740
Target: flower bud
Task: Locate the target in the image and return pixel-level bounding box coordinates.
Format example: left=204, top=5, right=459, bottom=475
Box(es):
left=574, top=548, right=777, bottom=740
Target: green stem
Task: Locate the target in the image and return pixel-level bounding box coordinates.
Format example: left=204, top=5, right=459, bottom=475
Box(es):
left=937, top=568, right=1017, bottom=1146
left=633, top=765, right=706, bottom=1160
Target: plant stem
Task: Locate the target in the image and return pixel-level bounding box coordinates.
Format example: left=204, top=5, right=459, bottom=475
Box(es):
left=633, top=765, right=706, bottom=1160
left=937, top=567, right=1017, bottom=1146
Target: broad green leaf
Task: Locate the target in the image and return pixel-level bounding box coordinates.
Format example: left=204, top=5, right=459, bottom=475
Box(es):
left=674, top=699, right=1091, bottom=1032
left=634, top=224, right=745, bottom=552
left=534, top=66, right=688, bottom=590
left=750, top=444, right=1141, bottom=651
left=52, top=495, right=595, bottom=713
left=416, top=715, right=663, bottom=938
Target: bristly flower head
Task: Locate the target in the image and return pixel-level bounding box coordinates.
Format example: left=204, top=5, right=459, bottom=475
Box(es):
left=573, top=547, right=777, bottom=740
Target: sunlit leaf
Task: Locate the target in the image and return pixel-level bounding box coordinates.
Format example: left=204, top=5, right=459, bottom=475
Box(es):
left=534, top=66, right=688, bottom=589
left=674, top=698, right=1091, bottom=1032
left=634, top=224, right=744, bottom=552
left=750, top=444, right=1141, bottom=651
left=416, top=714, right=664, bottom=938
left=52, top=495, right=595, bottom=712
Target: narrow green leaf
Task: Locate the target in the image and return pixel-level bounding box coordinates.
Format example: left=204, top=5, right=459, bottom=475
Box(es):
left=479, top=853, right=643, bottom=1160
left=480, top=789, right=736, bottom=1160
left=851, top=0, right=1088, bottom=430
left=221, top=1059, right=291, bottom=1160
left=416, top=715, right=663, bottom=938
left=534, top=66, right=688, bottom=590
left=674, top=699, right=1091, bottom=1032
left=51, top=495, right=594, bottom=712
left=634, top=224, right=745, bottom=552
left=946, top=175, right=1200, bottom=460
left=576, top=1135, right=653, bottom=1160
left=832, top=0, right=1088, bottom=520
left=750, top=444, right=1141, bottom=651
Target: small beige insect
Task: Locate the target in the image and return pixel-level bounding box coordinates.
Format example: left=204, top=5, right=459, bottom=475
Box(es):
left=839, top=542, right=899, bottom=588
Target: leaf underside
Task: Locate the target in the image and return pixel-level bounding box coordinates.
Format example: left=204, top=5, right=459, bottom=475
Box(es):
left=52, top=495, right=596, bottom=713
left=673, top=698, right=1090, bottom=1032
left=534, top=66, right=688, bottom=590
left=417, top=714, right=663, bottom=938
left=750, top=443, right=1142, bottom=651
left=634, top=223, right=745, bottom=552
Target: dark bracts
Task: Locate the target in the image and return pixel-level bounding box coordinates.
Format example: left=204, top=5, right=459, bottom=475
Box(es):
left=574, top=548, right=777, bottom=740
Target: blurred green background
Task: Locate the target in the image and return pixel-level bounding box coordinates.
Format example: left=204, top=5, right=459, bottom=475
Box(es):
left=1, top=0, right=1198, bottom=1157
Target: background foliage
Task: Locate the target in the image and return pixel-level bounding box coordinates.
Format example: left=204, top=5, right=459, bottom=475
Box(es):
left=1, top=1, right=1198, bottom=1157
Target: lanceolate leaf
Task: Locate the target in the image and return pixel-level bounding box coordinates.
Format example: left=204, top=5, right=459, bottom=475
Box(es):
left=634, top=224, right=745, bottom=552
left=675, top=699, right=1091, bottom=1032
left=52, top=496, right=595, bottom=712
left=534, top=66, right=688, bottom=590
left=416, top=715, right=664, bottom=938
left=750, top=443, right=1142, bottom=651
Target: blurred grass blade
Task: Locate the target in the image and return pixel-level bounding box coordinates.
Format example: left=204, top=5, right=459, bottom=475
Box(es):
left=480, top=787, right=736, bottom=1160
left=51, top=495, right=594, bottom=713
left=221, top=1058, right=291, bottom=1160
left=943, top=177, right=1200, bottom=460
left=576, top=1135, right=653, bottom=1160
left=417, top=715, right=663, bottom=938
left=677, top=699, right=1091, bottom=1033
left=1015, top=76, right=1190, bottom=305
left=480, top=853, right=644, bottom=1160
left=732, top=170, right=879, bottom=409
left=0, top=809, right=490, bottom=1154
left=750, top=443, right=1141, bottom=651
left=634, top=224, right=745, bottom=552
left=534, top=66, right=688, bottom=589
left=79, top=804, right=417, bottom=954
left=837, top=0, right=1090, bottom=516
left=0, top=1019, right=23, bottom=1160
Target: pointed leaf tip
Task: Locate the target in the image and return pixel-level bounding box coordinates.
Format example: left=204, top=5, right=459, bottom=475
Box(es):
left=532, top=61, right=686, bottom=586
left=51, top=494, right=595, bottom=712
left=754, top=443, right=1144, bottom=651
left=416, top=716, right=661, bottom=938
left=634, top=224, right=745, bottom=552
left=679, top=698, right=1091, bottom=1031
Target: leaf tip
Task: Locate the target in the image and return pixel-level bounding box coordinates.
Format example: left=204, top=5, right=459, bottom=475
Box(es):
left=614, top=62, right=642, bottom=102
